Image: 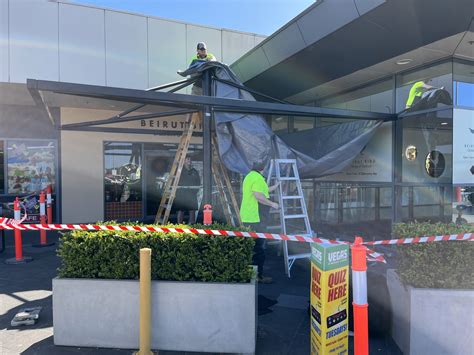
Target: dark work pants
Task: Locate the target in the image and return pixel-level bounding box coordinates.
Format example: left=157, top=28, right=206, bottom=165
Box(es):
left=244, top=221, right=266, bottom=277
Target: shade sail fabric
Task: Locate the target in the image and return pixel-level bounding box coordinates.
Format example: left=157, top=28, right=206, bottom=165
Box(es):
left=180, top=61, right=382, bottom=178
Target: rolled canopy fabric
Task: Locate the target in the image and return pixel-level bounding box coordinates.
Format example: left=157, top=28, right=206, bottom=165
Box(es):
left=179, top=61, right=382, bottom=179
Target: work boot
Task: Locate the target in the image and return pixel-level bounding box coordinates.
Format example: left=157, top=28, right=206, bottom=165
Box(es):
left=257, top=275, right=273, bottom=284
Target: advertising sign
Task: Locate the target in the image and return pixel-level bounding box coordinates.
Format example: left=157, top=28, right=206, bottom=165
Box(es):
left=453, top=109, right=474, bottom=184
left=310, top=243, right=349, bottom=355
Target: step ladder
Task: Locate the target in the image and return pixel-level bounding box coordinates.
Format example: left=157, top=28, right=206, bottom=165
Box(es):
left=155, top=112, right=240, bottom=226
left=212, top=135, right=242, bottom=226
left=155, top=112, right=200, bottom=224
left=267, top=159, right=312, bottom=277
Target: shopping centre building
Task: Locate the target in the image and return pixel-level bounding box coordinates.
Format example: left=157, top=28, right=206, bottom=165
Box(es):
left=0, top=0, right=473, bottom=232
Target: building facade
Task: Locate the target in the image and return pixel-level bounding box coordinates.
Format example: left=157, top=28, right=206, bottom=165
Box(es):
left=0, top=0, right=265, bottom=222
left=232, top=0, right=474, bottom=234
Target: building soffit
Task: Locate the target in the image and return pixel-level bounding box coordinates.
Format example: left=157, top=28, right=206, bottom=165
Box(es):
left=232, top=0, right=474, bottom=101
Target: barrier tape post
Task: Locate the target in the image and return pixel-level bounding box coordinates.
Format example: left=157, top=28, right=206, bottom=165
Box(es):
left=46, top=185, right=53, bottom=224
left=351, top=236, right=368, bottom=355
left=33, top=191, right=55, bottom=248
left=134, top=248, right=153, bottom=355
left=5, top=197, right=33, bottom=264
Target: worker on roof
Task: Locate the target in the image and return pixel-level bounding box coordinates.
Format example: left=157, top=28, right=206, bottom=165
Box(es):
left=189, top=42, right=216, bottom=95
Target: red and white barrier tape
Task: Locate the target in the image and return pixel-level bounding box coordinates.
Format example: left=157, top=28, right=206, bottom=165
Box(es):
left=364, top=233, right=474, bottom=245
left=1, top=219, right=472, bottom=264
left=0, top=219, right=472, bottom=245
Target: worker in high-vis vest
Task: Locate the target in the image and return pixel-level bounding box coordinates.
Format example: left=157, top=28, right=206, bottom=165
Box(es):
left=405, top=79, right=436, bottom=109
left=189, top=42, right=216, bottom=95
left=240, top=161, right=280, bottom=284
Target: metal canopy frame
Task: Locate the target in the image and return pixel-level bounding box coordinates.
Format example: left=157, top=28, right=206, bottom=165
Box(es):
left=26, top=73, right=396, bottom=212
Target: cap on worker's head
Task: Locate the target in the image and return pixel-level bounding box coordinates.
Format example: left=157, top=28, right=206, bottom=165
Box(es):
left=197, top=42, right=207, bottom=50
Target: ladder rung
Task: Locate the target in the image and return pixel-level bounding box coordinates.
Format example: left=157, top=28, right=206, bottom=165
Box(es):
left=283, top=214, right=307, bottom=219
left=282, top=195, right=303, bottom=199
left=278, top=177, right=298, bottom=181
left=276, top=159, right=297, bottom=164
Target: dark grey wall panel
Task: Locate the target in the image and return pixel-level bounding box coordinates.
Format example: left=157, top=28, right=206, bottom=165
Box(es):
left=296, top=0, right=359, bottom=46
left=354, top=0, right=386, bottom=16
left=0, top=105, right=59, bottom=139
left=262, top=23, right=307, bottom=66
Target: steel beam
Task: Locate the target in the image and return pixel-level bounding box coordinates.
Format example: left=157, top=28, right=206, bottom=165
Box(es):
left=27, top=79, right=396, bottom=121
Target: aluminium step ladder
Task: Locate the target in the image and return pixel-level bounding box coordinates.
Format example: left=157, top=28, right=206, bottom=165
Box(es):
left=267, top=159, right=312, bottom=277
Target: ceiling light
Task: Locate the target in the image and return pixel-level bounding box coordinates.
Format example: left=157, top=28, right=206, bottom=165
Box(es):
left=441, top=122, right=448, bottom=125
left=396, top=59, right=412, bottom=65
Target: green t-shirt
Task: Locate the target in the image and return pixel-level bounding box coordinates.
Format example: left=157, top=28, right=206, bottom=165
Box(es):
left=240, top=170, right=269, bottom=223
left=405, top=81, right=424, bottom=108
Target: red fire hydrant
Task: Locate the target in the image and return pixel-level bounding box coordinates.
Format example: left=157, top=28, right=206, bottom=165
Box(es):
left=203, top=204, right=212, bottom=225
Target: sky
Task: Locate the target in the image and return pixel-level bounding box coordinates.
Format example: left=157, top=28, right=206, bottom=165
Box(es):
left=70, top=0, right=316, bottom=36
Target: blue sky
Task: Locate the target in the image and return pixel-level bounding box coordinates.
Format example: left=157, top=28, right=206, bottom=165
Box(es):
left=70, top=0, right=315, bottom=35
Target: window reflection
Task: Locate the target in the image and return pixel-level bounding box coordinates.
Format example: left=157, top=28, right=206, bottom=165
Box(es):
left=453, top=60, right=474, bottom=108
left=319, top=79, right=393, bottom=113
left=396, top=61, right=453, bottom=113
left=401, top=110, right=452, bottom=183
left=104, top=142, right=142, bottom=220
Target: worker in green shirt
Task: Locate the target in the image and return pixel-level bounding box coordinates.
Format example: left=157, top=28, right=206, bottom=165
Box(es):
left=405, top=79, right=436, bottom=109
left=189, top=42, right=216, bottom=95
left=240, top=161, right=280, bottom=283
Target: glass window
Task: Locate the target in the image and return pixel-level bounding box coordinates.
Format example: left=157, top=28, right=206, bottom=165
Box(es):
left=0, top=141, right=4, bottom=194
left=401, top=110, right=452, bottom=183
left=453, top=186, right=474, bottom=224
left=7, top=140, right=56, bottom=194
left=453, top=60, right=474, bottom=108
left=396, top=61, right=453, bottom=113
left=319, top=79, right=393, bottom=113
left=104, top=142, right=142, bottom=220
left=293, top=117, right=314, bottom=132
left=271, top=116, right=289, bottom=133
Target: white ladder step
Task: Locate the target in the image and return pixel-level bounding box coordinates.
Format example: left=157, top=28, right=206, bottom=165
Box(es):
left=283, top=214, right=307, bottom=219
left=282, top=195, right=304, bottom=199
left=278, top=177, right=298, bottom=181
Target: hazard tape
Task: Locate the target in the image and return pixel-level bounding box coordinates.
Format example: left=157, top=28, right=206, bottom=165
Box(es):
left=364, top=233, right=474, bottom=245
left=0, top=219, right=345, bottom=244
left=1, top=219, right=472, bottom=264
left=0, top=219, right=472, bottom=246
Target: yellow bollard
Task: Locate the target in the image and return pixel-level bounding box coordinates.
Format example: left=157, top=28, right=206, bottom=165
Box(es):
left=135, top=248, right=154, bottom=355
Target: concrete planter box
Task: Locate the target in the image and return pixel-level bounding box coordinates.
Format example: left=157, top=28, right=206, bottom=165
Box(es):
left=53, top=273, right=257, bottom=354
left=387, top=269, right=473, bottom=355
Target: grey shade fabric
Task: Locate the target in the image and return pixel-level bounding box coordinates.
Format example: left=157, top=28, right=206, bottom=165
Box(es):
left=179, top=61, right=382, bottom=178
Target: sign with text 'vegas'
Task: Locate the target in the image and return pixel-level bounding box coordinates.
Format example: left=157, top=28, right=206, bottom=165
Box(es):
left=310, top=243, right=349, bottom=355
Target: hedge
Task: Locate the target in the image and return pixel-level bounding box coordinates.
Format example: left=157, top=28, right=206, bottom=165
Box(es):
left=393, top=222, right=474, bottom=289
left=57, top=222, right=255, bottom=283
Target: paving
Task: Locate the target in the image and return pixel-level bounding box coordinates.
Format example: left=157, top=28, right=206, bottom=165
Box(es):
left=0, top=230, right=402, bottom=355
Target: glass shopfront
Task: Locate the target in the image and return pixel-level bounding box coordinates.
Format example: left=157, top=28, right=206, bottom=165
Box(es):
left=104, top=141, right=203, bottom=221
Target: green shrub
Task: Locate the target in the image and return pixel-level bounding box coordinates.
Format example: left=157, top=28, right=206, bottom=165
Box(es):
left=57, top=222, right=255, bottom=283
left=393, top=222, right=474, bottom=289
